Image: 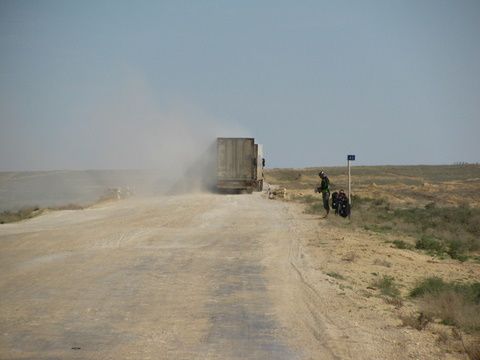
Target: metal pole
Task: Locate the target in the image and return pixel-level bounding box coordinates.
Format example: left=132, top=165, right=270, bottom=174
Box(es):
left=348, top=159, right=351, bottom=207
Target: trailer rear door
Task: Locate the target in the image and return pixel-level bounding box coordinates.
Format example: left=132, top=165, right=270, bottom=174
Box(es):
left=217, top=138, right=255, bottom=181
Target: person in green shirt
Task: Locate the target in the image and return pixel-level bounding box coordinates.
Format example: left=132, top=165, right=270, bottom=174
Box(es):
left=315, top=171, right=330, bottom=218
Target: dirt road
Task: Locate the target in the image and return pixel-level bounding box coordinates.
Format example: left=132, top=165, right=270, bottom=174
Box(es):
left=0, top=193, right=451, bottom=359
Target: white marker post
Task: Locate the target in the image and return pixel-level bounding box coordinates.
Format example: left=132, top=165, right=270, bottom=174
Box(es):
left=347, top=155, right=356, bottom=212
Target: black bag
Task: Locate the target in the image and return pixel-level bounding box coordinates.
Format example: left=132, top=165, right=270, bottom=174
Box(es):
left=338, top=195, right=350, bottom=218
left=331, top=192, right=339, bottom=210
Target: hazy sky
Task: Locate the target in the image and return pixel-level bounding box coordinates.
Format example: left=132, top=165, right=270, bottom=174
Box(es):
left=1, top=0, right=479, bottom=170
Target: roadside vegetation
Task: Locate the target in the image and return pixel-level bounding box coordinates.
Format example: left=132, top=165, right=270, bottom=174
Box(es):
left=0, top=187, right=131, bottom=225
left=352, top=196, right=480, bottom=261
left=372, top=275, right=401, bottom=298
left=0, top=203, right=85, bottom=224
left=0, top=207, right=43, bottom=224
left=391, top=239, right=414, bottom=250
left=268, top=165, right=480, bottom=263
left=266, top=165, right=480, bottom=356
left=410, top=276, right=480, bottom=331
left=326, top=271, right=345, bottom=280
left=266, top=164, right=480, bottom=192
left=294, top=193, right=480, bottom=262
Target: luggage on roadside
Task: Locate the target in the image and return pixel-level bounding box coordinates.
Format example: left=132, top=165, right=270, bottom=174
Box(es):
left=333, top=190, right=350, bottom=218
left=331, top=192, right=339, bottom=211
left=337, top=192, right=350, bottom=218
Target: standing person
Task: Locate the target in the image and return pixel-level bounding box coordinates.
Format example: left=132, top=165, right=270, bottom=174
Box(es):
left=315, top=171, right=330, bottom=218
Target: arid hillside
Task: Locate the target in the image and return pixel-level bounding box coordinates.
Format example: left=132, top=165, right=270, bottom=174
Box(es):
left=266, top=164, right=480, bottom=359
left=266, top=164, right=480, bottom=208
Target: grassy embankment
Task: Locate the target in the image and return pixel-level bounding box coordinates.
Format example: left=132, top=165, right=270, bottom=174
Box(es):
left=0, top=204, right=84, bottom=224
left=312, top=194, right=480, bottom=334
left=0, top=188, right=127, bottom=224
left=267, top=164, right=480, bottom=260
left=266, top=165, right=480, bottom=343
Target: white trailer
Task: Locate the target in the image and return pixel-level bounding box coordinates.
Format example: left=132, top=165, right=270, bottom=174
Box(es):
left=216, top=138, right=264, bottom=193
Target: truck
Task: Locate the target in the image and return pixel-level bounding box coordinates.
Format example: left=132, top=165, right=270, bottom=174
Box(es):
left=216, top=137, right=265, bottom=193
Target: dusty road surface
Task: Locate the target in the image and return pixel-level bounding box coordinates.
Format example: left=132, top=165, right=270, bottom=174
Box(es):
left=1, top=193, right=449, bottom=359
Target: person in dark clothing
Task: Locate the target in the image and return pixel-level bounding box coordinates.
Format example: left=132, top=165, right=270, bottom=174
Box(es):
left=315, top=171, right=330, bottom=218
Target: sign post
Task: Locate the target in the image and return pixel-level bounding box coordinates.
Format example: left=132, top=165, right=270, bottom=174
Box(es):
left=347, top=155, right=356, bottom=209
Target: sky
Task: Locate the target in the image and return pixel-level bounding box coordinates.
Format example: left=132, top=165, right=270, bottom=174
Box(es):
left=1, top=0, right=479, bottom=170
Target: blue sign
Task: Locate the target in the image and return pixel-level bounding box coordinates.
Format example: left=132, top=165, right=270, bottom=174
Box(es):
left=347, top=155, right=356, bottom=161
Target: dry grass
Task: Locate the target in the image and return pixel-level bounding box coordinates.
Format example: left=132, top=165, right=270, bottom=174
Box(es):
left=465, top=342, right=480, bottom=360
left=326, top=271, right=345, bottom=280
left=391, top=239, right=414, bottom=250
left=341, top=251, right=357, bottom=262
left=276, top=169, right=480, bottom=279
left=268, top=166, right=480, bottom=262
left=0, top=188, right=128, bottom=224
left=265, top=164, right=480, bottom=208
left=419, top=292, right=480, bottom=331
left=265, top=166, right=480, bottom=354
left=355, top=198, right=480, bottom=259
left=0, top=207, right=43, bottom=224
left=399, top=312, right=431, bottom=330
left=373, top=258, right=392, bottom=268
left=287, top=181, right=480, bottom=260
left=372, top=275, right=401, bottom=298
left=0, top=203, right=85, bottom=224
left=451, top=328, right=480, bottom=360
left=411, top=277, right=480, bottom=331
left=435, top=329, right=449, bottom=344
left=384, top=296, right=403, bottom=307
left=50, top=204, right=84, bottom=211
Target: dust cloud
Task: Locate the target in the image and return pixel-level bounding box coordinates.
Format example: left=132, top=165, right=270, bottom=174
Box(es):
left=0, top=77, right=248, bottom=210
left=83, top=77, right=247, bottom=187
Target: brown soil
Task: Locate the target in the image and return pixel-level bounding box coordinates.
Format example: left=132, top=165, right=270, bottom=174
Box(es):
left=265, top=165, right=480, bottom=359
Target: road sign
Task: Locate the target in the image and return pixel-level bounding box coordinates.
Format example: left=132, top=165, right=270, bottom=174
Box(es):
left=348, top=155, right=356, bottom=161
